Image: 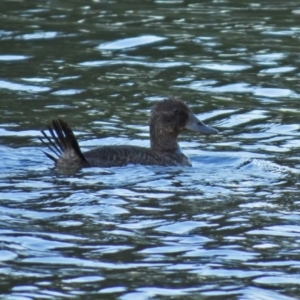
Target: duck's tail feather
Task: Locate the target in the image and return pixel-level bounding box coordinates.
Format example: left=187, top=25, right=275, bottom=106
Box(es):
left=40, top=118, right=89, bottom=167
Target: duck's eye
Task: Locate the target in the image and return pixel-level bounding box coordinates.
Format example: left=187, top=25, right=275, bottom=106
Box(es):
left=173, top=108, right=179, bottom=113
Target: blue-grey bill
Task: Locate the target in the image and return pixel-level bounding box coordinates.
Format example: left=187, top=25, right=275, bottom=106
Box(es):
left=185, top=113, right=218, bottom=134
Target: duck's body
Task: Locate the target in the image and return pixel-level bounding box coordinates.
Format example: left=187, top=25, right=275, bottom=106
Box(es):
left=83, top=145, right=191, bottom=167
left=40, top=98, right=218, bottom=169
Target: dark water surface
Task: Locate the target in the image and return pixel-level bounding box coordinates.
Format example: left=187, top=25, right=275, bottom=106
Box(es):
left=1, top=0, right=300, bottom=299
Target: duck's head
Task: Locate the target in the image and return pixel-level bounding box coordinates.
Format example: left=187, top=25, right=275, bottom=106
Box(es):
left=149, top=98, right=218, bottom=152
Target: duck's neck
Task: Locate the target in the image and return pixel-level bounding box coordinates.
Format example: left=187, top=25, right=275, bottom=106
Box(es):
left=150, top=126, right=180, bottom=153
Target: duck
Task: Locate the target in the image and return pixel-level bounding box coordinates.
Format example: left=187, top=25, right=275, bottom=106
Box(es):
left=39, top=98, right=218, bottom=169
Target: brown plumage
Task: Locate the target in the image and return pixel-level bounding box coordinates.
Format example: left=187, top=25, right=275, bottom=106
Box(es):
left=39, top=98, right=218, bottom=169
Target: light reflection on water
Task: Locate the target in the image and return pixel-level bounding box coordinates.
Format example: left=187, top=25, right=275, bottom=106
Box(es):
left=1, top=0, right=300, bottom=299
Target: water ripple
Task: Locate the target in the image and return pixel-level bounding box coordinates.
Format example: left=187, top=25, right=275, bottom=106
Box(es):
left=1, top=1, right=300, bottom=299
left=97, top=35, right=166, bottom=50
left=0, top=80, right=50, bottom=93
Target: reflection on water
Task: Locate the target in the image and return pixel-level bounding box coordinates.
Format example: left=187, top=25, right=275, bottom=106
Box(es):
left=1, top=0, right=300, bottom=299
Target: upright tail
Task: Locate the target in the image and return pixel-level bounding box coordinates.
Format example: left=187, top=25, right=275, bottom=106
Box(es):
left=39, top=119, right=89, bottom=168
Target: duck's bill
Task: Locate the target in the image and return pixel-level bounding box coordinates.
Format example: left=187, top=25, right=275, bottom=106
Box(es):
left=185, top=113, right=218, bottom=134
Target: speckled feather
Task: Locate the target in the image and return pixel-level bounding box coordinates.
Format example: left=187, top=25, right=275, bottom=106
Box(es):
left=84, top=145, right=191, bottom=167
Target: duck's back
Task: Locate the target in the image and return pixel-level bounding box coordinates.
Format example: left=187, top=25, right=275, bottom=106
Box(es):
left=83, top=145, right=191, bottom=167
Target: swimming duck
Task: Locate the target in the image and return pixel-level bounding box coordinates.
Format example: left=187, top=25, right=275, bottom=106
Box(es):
left=40, top=98, right=218, bottom=168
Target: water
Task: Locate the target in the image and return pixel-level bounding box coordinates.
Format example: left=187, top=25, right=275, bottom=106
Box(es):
left=1, top=0, right=300, bottom=299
